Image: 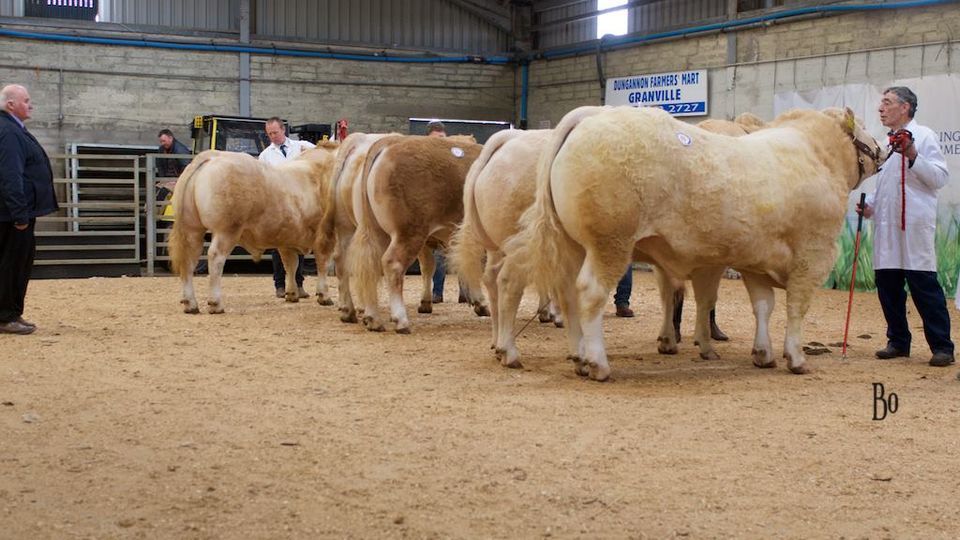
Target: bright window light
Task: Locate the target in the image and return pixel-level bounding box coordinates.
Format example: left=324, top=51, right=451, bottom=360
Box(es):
left=597, top=0, right=628, bottom=38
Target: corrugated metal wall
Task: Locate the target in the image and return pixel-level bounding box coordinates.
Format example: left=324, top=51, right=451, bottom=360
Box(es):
left=105, top=0, right=238, bottom=32
left=255, top=0, right=508, bottom=53
left=0, top=0, right=23, bottom=17
left=535, top=0, right=727, bottom=50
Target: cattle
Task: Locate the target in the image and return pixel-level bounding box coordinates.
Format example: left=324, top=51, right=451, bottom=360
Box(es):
left=349, top=134, right=486, bottom=333
left=465, top=113, right=765, bottom=369
left=314, top=132, right=400, bottom=322
left=168, top=143, right=339, bottom=313
left=448, top=129, right=561, bottom=351
left=501, top=105, right=885, bottom=381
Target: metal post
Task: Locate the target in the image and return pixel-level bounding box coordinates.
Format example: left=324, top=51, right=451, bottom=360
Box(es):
left=133, top=157, right=141, bottom=270
left=146, top=155, right=156, bottom=276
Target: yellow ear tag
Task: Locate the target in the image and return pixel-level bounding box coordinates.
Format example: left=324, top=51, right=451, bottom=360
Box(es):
left=846, top=116, right=856, bottom=133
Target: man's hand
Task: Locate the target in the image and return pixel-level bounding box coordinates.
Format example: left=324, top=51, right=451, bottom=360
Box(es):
left=857, top=202, right=874, bottom=219
left=156, top=181, right=177, bottom=191
left=14, top=223, right=28, bottom=231
left=888, top=129, right=917, bottom=160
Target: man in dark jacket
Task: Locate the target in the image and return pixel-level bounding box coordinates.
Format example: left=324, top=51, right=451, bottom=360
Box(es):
left=0, top=84, right=58, bottom=334
left=156, top=128, right=191, bottom=198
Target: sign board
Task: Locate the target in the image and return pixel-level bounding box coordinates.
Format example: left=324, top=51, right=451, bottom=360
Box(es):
left=604, top=69, right=708, bottom=117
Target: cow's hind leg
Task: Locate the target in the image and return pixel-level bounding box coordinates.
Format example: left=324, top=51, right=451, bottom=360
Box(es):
left=313, top=244, right=335, bottom=307
left=278, top=248, right=302, bottom=303
left=576, top=250, right=623, bottom=382
left=742, top=273, right=776, bottom=368
left=784, top=274, right=819, bottom=374
left=334, top=233, right=357, bottom=322
left=417, top=247, right=436, bottom=314
left=690, top=267, right=725, bottom=360
left=383, top=239, right=420, bottom=334
left=495, top=254, right=528, bottom=368
left=206, top=233, right=237, bottom=314
left=483, top=250, right=504, bottom=350
left=178, top=230, right=205, bottom=314
left=654, top=266, right=679, bottom=354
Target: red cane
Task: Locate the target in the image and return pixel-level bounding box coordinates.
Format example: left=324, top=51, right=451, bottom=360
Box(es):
left=842, top=192, right=868, bottom=360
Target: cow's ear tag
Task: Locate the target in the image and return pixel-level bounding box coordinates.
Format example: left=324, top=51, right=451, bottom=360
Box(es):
left=451, top=147, right=465, bottom=158
left=676, top=132, right=692, bottom=146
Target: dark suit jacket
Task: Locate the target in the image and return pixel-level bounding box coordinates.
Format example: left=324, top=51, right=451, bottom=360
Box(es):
left=0, top=111, right=57, bottom=224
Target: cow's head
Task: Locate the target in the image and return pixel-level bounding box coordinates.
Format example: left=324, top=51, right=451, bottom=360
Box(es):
left=834, top=107, right=888, bottom=188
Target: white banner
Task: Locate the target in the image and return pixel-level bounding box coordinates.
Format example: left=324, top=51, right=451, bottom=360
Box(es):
left=605, top=69, right=708, bottom=117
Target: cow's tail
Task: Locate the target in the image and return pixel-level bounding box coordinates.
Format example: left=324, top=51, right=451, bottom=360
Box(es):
left=168, top=152, right=215, bottom=277
left=348, top=136, right=398, bottom=306
left=449, top=130, right=518, bottom=293
left=504, top=107, right=607, bottom=300
left=316, top=135, right=360, bottom=260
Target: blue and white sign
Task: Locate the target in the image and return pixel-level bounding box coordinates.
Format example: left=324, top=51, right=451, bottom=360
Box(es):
left=605, top=69, right=708, bottom=117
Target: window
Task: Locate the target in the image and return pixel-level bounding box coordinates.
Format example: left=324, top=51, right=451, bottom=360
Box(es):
left=25, top=0, right=98, bottom=21
left=597, top=0, right=628, bottom=39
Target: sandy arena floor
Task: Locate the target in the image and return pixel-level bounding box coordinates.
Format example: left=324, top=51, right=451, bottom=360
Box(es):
left=2, top=270, right=959, bottom=539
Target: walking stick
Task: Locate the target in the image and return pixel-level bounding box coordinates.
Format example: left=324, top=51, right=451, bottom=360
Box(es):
left=842, top=193, right=868, bottom=360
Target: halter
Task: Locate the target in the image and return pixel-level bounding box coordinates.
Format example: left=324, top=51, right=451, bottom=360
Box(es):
left=850, top=134, right=885, bottom=179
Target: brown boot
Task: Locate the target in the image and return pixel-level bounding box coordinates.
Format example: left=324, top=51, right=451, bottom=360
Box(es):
left=615, top=305, right=634, bottom=318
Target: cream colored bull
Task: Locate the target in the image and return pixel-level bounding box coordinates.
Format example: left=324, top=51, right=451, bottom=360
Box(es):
left=349, top=134, right=486, bottom=333
left=503, top=106, right=885, bottom=381
left=169, top=143, right=338, bottom=313
left=448, top=129, right=562, bottom=350
left=468, top=114, right=764, bottom=369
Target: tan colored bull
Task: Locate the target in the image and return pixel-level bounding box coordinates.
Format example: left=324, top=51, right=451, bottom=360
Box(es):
left=168, top=143, right=339, bottom=313
left=502, top=106, right=885, bottom=381
left=349, top=134, right=486, bottom=333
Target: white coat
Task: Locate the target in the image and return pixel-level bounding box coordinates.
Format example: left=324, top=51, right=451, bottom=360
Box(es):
left=865, top=119, right=949, bottom=272
left=258, top=137, right=316, bottom=165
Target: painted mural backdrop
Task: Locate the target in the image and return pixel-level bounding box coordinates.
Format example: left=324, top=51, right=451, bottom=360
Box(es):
left=775, top=74, right=960, bottom=296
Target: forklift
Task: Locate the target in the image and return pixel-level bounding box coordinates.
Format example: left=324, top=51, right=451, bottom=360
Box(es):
left=188, top=115, right=333, bottom=156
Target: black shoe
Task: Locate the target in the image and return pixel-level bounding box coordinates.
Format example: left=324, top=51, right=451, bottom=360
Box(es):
left=0, top=320, right=35, bottom=335
left=929, top=352, right=955, bottom=367
left=16, top=317, right=36, bottom=329
left=875, top=345, right=910, bottom=360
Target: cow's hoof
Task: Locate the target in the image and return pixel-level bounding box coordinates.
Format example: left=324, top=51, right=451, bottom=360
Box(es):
left=568, top=356, right=590, bottom=377
left=789, top=363, right=811, bottom=374
left=362, top=317, right=385, bottom=332
left=588, top=362, right=611, bottom=382
left=207, top=302, right=224, bottom=314
left=317, top=296, right=334, bottom=306
left=538, top=311, right=554, bottom=323
left=285, top=293, right=299, bottom=303
left=502, top=357, right=523, bottom=369
left=418, top=301, right=432, bottom=314
left=396, top=326, right=411, bottom=335
left=752, top=348, right=776, bottom=368
left=699, top=350, right=721, bottom=360
left=554, top=319, right=565, bottom=329
left=340, top=311, right=358, bottom=324
left=494, top=348, right=506, bottom=360
left=657, top=336, right=678, bottom=355
left=473, top=304, right=491, bottom=317
left=183, top=306, right=200, bottom=314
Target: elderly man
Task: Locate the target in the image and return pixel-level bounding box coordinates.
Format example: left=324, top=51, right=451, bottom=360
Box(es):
left=258, top=116, right=315, bottom=299
left=861, top=86, right=953, bottom=367
left=0, top=84, right=58, bottom=335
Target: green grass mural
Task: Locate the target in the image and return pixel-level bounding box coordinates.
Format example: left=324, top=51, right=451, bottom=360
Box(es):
left=826, top=217, right=960, bottom=298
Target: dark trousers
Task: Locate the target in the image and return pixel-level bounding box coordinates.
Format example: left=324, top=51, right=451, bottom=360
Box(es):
left=614, top=266, right=633, bottom=307
left=875, top=268, right=954, bottom=354
left=271, top=250, right=304, bottom=289
left=0, top=220, right=36, bottom=323
left=432, top=250, right=446, bottom=298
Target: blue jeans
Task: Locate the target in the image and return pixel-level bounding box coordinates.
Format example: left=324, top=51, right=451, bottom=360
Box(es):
left=875, top=269, right=953, bottom=354
left=272, top=250, right=304, bottom=289
left=614, top=266, right=632, bottom=307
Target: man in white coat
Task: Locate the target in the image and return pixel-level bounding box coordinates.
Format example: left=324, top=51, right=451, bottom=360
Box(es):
left=258, top=116, right=316, bottom=299
left=861, top=86, right=954, bottom=367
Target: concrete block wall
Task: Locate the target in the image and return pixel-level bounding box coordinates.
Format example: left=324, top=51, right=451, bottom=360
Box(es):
left=525, top=3, right=960, bottom=127
left=0, top=35, right=514, bottom=154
